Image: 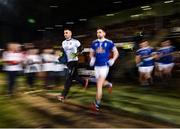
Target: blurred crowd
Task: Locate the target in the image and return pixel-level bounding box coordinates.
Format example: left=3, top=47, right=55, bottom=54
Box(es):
left=1, top=42, right=68, bottom=96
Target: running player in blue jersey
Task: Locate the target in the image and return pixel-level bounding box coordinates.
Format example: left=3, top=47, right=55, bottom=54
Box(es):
left=156, top=39, right=176, bottom=83
left=135, top=40, right=157, bottom=86
left=89, top=28, right=119, bottom=111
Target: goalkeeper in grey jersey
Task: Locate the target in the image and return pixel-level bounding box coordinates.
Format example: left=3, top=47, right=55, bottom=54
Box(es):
left=57, top=29, right=89, bottom=102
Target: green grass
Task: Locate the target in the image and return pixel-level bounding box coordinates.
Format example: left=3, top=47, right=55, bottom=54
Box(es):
left=67, top=85, right=180, bottom=124
left=0, top=73, right=180, bottom=127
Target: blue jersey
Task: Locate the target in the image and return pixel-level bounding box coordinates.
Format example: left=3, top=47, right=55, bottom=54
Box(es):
left=136, top=47, right=155, bottom=67
left=91, top=39, right=115, bottom=66
left=157, top=46, right=175, bottom=64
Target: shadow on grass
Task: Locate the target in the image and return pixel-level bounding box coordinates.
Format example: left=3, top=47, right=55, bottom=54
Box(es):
left=16, top=100, right=76, bottom=127
left=38, top=93, right=179, bottom=127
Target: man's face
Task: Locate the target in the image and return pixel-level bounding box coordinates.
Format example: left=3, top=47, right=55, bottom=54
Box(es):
left=139, top=41, right=149, bottom=48
left=97, top=29, right=106, bottom=39
left=8, top=43, right=21, bottom=52
left=64, top=30, right=72, bottom=40
left=161, top=40, right=171, bottom=47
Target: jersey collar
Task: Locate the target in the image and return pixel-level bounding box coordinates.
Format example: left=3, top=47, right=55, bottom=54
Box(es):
left=66, top=38, right=72, bottom=41
left=159, top=46, right=172, bottom=50
left=97, top=38, right=107, bottom=42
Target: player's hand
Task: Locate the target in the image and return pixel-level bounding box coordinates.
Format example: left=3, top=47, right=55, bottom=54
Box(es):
left=71, top=53, right=78, bottom=58
left=136, top=62, right=143, bottom=67
left=90, top=57, right=96, bottom=66
left=108, top=59, right=115, bottom=66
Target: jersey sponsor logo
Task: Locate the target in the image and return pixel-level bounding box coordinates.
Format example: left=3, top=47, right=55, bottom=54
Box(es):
left=104, top=42, right=107, bottom=47
left=96, top=47, right=105, bottom=53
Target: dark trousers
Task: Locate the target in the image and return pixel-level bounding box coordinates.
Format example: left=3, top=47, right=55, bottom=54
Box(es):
left=26, top=73, right=36, bottom=88
left=45, top=71, right=55, bottom=88
left=6, top=71, right=18, bottom=95
left=54, top=69, right=68, bottom=85
left=62, top=61, right=85, bottom=97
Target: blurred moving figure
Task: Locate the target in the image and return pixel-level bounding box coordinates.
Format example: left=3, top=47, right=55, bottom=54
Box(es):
left=24, top=47, right=42, bottom=88
left=89, top=28, right=119, bottom=111
left=156, top=39, right=176, bottom=85
left=135, top=40, right=157, bottom=86
left=2, top=43, right=24, bottom=96
left=41, top=48, right=55, bottom=89
left=53, top=49, right=68, bottom=85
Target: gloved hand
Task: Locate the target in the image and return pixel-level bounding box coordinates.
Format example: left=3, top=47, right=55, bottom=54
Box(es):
left=108, top=59, right=115, bottom=66
left=71, top=53, right=78, bottom=58
left=90, top=57, right=96, bottom=67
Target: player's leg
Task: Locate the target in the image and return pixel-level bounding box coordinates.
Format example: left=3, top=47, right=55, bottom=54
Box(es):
left=57, top=73, right=73, bottom=102
left=57, top=62, right=74, bottom=101
left=138, top=67, right=146, bottom=86
left=157, top=63, right=164, bottom=82
left=163, top=63, right=174, bottom=83
left=166, top=63, right=174, bottom=78
left=92, top=66, right=109, bottom=111
left=96, top=77, right=105, bottom=102
left=146, top=72, right=153, bottom=85
left=143, top=66, right=154, bottom=86
left=91, top=77, right=106, bottom=111
left=7, top=71, right=17, bottom=96
left=72, top=62, right=89, bottom=89
left=103, top=80, right=113, bottom=93
left=26, top=73, right=32, bottom=88
left=154, top=63, right=162, bottom=82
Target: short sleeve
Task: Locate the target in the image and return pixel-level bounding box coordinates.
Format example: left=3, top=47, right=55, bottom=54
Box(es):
left=62, top=41, right=65, bottom=49
left=75, top=40, right=81, bottom=47
left=151, top=48, right=157, bottom=55
left=171, top=46, right=176, bottom=52
left=90, top=42, right=96, bottom=52
left=136, top=50, right=140, bottom=56
left=109, top=41, right=115, bottom=51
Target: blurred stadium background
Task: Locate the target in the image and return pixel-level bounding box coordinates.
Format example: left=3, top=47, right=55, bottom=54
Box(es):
left=0, top=0, right=180, bottom=128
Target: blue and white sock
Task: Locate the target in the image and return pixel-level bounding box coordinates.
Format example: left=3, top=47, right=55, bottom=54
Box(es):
left=95, top=100, right=100, bottom=108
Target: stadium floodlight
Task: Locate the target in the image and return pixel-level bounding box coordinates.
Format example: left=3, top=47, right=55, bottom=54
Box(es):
left=66, top=22, right=74, bottom=25
left=164, top=0, right=174, bottom=3
left=141, top=5, right=151, bottom=9
left=113, top=1, right=122, bottom=4
left=55, top=25, right=63, bottom=27
left=142, top=7, right=152, bottom=11
left=28, top=18, right=36, bottom=24
left=45, top=27, right=54, bottom=30
left=37, top=29, right=46, bottom=32
left=79, top=19, right=87, bottom=21
left=106, top=14, right=115, bottom=17
left=49, top=5, right=59, bottom=8
left=130, top=14, right=143, bottom=18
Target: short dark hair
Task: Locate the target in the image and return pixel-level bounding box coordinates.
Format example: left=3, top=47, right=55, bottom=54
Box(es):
left=64, top=28, right=72, bottom=32
left=161, top=38, right=171, bottom=43
left=97, top=27, right=106, bottom=32
left=138, top=39, right=148, bottom=44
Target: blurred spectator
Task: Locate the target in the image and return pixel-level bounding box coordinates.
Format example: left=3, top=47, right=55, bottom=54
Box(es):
left=41, top=48, right=55, bottom=89
left=2, top=43, right=24, bottom=96
left=53, top=49, right=68, bottom=85
left=24, top=47, right=42, bottom=89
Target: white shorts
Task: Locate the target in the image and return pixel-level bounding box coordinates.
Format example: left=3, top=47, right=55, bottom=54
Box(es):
left=157, top=63, right=174, bottom=71
left=138, top=66, right=154, bottom=73
left=95, top=66, right=109, bottom=79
